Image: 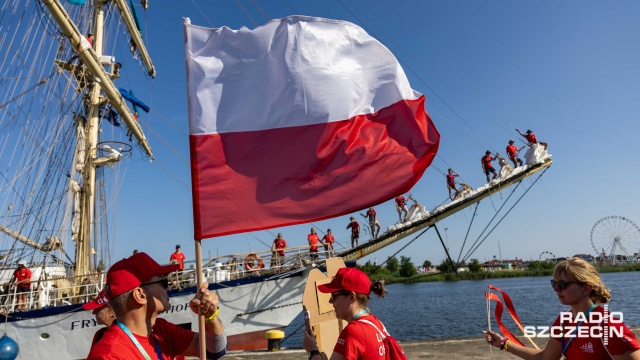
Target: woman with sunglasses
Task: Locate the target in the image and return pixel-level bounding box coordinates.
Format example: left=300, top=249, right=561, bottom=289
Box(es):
left=303, top=267, right=402, bottom=360
left=483, top=257, right=640, bottom=359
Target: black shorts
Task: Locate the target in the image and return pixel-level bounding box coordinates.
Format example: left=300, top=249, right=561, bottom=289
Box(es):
left=351, top=233, right=359, bottom=241
left=484, top=167, right=496, bottom=175
left=16, top=286, right=30, bottom=293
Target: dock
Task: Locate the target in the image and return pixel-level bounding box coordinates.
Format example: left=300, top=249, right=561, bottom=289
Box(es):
left=191, top=335, right=547, bottom=359
left=188, top=326, right=640, bottom=359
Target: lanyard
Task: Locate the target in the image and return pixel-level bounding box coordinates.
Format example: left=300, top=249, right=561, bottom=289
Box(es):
left=115, top=320, right=163, bottom=360
left=561, top=304, right=597, bottom=357
left=352, top=309, right=368, bottom=321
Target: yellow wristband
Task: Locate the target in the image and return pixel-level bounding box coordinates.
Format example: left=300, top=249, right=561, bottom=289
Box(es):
left=504, top=339, right=510, bottom=352
left=205, top=308, right=220, bottom=322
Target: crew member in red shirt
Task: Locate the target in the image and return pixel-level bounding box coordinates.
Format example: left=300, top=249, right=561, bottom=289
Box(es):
left=271, top=233, right=287, bottom=269
left=87, top=252, right=226, bottom=359
left=395, top=195, right=409, bottom=223
left=307, top=228, right=321, bottom=263
left=11, top=260, right=31, bottom=311
left=506, top=140, right=524, bottom=168
left=303, top=267, right=404, bottom=360
left=346, top=217, right=360, bottom=248
left=322, top=229, right=335, bottom=258
left=446, top=168, right=460, bottom=201
left=360, top=207, right=381, bottom=239
left=170, top=244, right=186, bottom=271
left=516, top=128, right=548, bottom=150
left=483, top=257, right=639, bottom=359
left=481, top=150, right=498, bottom=183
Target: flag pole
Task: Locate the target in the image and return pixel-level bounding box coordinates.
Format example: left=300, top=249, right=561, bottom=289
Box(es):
left=196, top=239, right=206, bottom=360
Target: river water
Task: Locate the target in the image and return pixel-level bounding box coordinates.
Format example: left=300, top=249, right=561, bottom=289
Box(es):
left=282, top=271, right=640, bottom=346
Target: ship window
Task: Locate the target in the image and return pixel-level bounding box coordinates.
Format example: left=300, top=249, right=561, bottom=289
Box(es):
left=40, top=333, right=50, bottom=340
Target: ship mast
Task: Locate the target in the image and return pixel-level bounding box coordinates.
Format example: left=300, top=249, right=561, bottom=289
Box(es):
left=41, top=0, right=155, bottom=278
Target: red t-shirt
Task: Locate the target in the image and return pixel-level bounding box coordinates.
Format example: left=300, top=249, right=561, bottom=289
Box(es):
left=506, top=145, right=518, bottom=157
left=525, top=133, right=537, bottom=143
left=307, top=234, right=320, bottom=251
left=481, top=155, right=494, bottom=168
left=273, top=238, right=287, bottom=256
left=446, top=173, right=456, bottom=186
left=551, top=306, right=640, bottom=359
left=365, top=209, right=376, bottom=221
left=333, top=314, right=387, bottom=360
left=87, top=318, right=194, bottom=359
left=14, top=268, right=31, bottom=288
left=395, top=196, right=406, bottom=207
left=323, top=234, right=335, bottom=247
left=347, top=221, right=360, bottom=234
left=170, top=252, right=186, bottom=271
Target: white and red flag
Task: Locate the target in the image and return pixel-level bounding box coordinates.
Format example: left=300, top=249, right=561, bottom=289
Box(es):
left=184, top=16, right=440, bottom=239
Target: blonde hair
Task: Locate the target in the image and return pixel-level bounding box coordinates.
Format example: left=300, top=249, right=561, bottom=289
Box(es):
left=553, top=257, right=611, bottom=303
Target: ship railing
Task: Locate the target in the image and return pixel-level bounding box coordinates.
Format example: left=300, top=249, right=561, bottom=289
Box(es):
left=0, top=244, right=349, bottom=313
left=0, top=271, right=105, bottom=313
left=166, top=244, right=345, bottom=287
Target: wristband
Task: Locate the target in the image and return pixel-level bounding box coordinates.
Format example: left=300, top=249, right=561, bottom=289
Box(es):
left=205, top=308, right=220, bottom=322
left=504, top=339, right=510, bottom=352
left=500, top=338, right=509, bottom=350
left=308, top=350, right=320, bottom=360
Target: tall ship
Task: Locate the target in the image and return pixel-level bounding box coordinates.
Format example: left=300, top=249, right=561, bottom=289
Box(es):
left=0, top=1, right=553, bottom=359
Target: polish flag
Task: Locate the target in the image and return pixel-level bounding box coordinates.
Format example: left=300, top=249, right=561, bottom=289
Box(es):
left=184, top=16, right=440, bottom=239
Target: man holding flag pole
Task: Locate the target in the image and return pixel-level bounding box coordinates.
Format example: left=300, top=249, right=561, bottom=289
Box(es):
left=183, top=14, right=440, bottom=359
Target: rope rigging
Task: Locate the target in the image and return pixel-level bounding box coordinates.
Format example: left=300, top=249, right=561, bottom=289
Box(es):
left=461, top=169, right=550, bottom=263
left=459, top=181, right=524, bottom=262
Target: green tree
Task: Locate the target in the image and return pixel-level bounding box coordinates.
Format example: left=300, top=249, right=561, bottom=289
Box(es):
left=422, top=260, right=432, bottom=269
left=386, top=256, right=399, bottom=273
left=437, top=258, right=457, bottom=273
left=527, top=260, right=555, bottom=271
left=468, top=259, right=483, bottom=273
left=399, top=256, right=417, bottom=277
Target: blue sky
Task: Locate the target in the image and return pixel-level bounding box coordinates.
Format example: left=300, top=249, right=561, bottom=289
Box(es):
left=110, top=0, right=640, bottom=267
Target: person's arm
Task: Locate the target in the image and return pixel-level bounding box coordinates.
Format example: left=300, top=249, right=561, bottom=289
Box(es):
left=303, top=328, right=345, bottom=360
left=614, top=350, right=640, bottom=360
left=185, top=282, right=227, bottom=359
left=483, top=330, right=560, bottom=360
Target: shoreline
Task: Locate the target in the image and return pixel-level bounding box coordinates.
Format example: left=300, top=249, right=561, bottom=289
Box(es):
left=190, top=327, right=640, bottom=359
left=369, top=264, right=640, bottom=284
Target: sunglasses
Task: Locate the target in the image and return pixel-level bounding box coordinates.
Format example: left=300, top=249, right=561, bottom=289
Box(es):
left=141, top=278, right=169, bottom=289
left=550, top=279, right=582, bottom=290
left=330, top=290, right=352, bottom=301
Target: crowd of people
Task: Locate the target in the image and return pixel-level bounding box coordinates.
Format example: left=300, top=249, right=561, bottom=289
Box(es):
left=447, top=128, right=549, bottom=201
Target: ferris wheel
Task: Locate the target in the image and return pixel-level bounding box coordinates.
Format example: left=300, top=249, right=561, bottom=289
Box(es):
left=539, top=251, right=556, bottom=261
left=590, top=216, right=640, bottom=263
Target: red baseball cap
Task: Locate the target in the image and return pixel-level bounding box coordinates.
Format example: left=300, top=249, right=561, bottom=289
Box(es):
left=318, top=267, right=371, bottom=295
left=83, top=289, right=108, bottom=310
left=104, top=252, right=179, bottom=299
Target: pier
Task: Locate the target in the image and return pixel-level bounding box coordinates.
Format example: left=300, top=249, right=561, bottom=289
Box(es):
left=188, top=326, right=640, bottom=359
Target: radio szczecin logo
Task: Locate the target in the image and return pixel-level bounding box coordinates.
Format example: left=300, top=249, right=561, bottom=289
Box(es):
left=523, top=305, right=621, bottom=345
